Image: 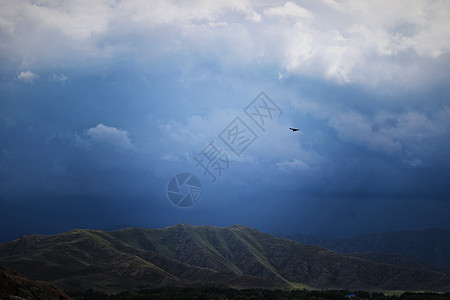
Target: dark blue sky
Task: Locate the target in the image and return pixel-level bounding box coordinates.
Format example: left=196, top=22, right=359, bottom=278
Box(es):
left=1, top=0, right=450, bottom=242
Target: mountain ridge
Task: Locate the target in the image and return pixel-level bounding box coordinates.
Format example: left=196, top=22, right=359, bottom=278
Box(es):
left=1, top=224, right=449, bottom=293
left=278, top=228, right=450, bottom=268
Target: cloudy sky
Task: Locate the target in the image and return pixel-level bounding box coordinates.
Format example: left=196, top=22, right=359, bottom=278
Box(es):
left=1, top=0, right=450, bottom=242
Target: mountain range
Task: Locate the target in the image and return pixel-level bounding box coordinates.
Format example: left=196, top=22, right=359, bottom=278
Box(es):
left=278, top=229, right=450, bottom=268
left=0, top=224, right=449, bottom=294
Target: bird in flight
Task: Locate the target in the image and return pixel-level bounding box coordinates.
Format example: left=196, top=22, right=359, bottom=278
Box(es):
left=289, top=127, right=301, bottom=132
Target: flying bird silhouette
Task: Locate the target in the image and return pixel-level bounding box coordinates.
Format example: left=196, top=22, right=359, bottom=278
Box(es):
left=289, top=127, right=301, bottom=132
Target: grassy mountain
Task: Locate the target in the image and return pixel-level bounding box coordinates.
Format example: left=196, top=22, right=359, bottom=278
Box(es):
left=0, top=224, right=449, bottom=293
left=0, top=264, right=72, bottom=300
left=279, top=229, right=450, bottom=268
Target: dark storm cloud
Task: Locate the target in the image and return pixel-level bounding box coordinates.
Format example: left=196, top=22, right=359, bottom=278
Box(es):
left=1, top=1, right=450, bottom=242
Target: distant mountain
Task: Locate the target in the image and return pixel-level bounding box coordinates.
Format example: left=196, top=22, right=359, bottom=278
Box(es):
left=279, top=229, right=450, bottom=268
left=0, top=224, right=449, bottom=293
left=345, top=252, right=450, bottom=274
left=0, top=264, right=72, bottom=300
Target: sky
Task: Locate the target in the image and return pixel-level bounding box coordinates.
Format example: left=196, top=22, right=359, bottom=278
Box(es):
left=1, top=0, right=450, bottom=242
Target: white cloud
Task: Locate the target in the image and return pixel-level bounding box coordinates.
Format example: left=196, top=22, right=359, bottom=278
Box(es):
left=117, top=0, right=260, bottom=25
left=291, top=98, right=444, bottom=164
left=86, top=123, right=133, bottom=149
left=2, top=0, right=450, bottom=87
left=73, top=133, right=91, bottom=149
left=17, top=71, right=39, bottom=83
left=50, top=73, right=67, bottom=82
left=264, top=2, right=312, bottom=20
left=22, top=0, right=109, bottom=40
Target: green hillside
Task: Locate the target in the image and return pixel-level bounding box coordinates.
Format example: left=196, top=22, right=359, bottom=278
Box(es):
left=0, top=224, right=449, bottom=293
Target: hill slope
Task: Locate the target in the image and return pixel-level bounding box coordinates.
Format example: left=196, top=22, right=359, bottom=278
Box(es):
left=0, top=264, right=72, bottom=300
left=280, top=229, right=450, bottom=268
left=0, top=224, right=449, bottom=293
